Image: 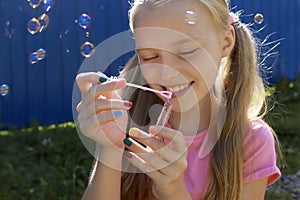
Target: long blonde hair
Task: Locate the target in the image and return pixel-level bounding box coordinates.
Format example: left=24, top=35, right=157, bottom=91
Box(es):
left=119, top=0, right=283, bottom=199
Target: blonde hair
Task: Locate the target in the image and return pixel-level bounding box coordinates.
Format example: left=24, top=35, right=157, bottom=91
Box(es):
left=119, top=0, right=283, bottom=199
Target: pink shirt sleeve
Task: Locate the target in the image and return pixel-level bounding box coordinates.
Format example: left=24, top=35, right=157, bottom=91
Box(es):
left=242, top=120, right=281, bottom=185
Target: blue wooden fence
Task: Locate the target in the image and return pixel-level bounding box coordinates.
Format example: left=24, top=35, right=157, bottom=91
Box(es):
left=0, top=0, right=299, bottom=127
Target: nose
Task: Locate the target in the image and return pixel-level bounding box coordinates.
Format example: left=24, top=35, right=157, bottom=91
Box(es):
left=157, top=51, right=180, bottom=81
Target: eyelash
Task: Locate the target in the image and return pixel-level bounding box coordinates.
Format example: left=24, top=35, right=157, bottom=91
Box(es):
left=178, top=48, right=198, bottom=55
left=139, top=48, right=198, bottom=62
left=140, top=55, right=158, bottom=62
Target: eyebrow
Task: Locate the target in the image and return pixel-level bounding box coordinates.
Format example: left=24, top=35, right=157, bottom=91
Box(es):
left=174, top=35, right=203, bottom=46
left=135, top=34, right=203, bottom=50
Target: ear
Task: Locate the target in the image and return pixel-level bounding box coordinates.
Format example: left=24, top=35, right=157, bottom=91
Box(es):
left=221, top=26, right=235, bottom=58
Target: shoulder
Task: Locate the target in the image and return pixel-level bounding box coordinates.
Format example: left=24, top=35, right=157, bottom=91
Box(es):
left=243, top=118, right=276, bottom=158
left=244, top=119, right=275, bottom=146
left=242, top=119, right=281, bottom=185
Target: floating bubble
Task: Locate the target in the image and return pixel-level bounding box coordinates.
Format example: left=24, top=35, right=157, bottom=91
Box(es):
left=29, top=52, right=39, bottom=64
left=43, top=0, right=55, bottom=12
left=29, top=48, right=46, bottom=64
left=80, top=42, right=95, bottom=57
left=38, top=13, right=50, bottom=32
left=28, top=0, right=41, bottom=9
left=185, top=10, right=198, bottom=25
left=27, top=18, right=41, bottom=34
left=4, top=21, right=14, bottom=38
left=0, top=84, right=9, bottom=96
left=254, top=13, right=264, bottom=24
left=77, top=13, right=91, bottom=29
left=36, top=48, right=46, bottom=60
left=85, top=32, right=90, bottom=38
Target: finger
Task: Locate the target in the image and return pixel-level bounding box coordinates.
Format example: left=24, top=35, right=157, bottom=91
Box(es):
left=125, top=151, right=183, bottom=183
left=149, top=126, right=187, bottom=152
left=78, top=99, right=132, bottom=122
left=79, top=115, right=126, bottom=149
left=128, top=128, right=179, bottom=162
left=128, top=128, right=165, bottom=150
left=76, top=72, right=104, bottom=95
left=125, top=151, right=169, bottom=174
left=80, top=79, right=126, bottom=109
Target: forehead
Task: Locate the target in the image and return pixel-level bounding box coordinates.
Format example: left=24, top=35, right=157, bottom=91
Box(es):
left=133, top=1, right=215, bottom=49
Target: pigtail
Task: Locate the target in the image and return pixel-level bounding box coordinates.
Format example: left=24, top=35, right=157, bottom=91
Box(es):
left=205, top=19, right=265, bottom=200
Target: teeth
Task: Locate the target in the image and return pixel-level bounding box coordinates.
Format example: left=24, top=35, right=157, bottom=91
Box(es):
left=168, top=83, right=189, bottom=93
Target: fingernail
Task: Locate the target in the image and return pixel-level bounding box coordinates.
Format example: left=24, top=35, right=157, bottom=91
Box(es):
left=129, top=128, right=139, bottom=137
left=149, top=125, right=158, bottom=133
left=123, top=101, right=133, bottom=108
left=113, top=110, right=123, bottom=117
left=99, top=76, right=108, bottom=83
left=123, top=138, right=132, bottom=147
left=125, top=151, right=133, bottom=159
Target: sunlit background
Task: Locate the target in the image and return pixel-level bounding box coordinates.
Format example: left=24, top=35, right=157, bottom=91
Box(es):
left=0, top=1, right=299, bottom=199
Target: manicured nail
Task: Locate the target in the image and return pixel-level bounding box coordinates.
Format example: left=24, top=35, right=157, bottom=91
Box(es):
left=123, top=101, right=133, bottom=108
left=125, top=151, right=133, bottom=159
left=99, top=76, right=108, bottom=83
left=113, top=110, right=123, bottom=117
left=123, top=138, right=132, bottom=147
left=129, top=128, right=139, bottom=137
left=149, top=125, right=158, bottom=133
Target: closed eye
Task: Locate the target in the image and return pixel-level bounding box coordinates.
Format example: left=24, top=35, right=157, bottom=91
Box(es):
left=178, top=48, right=199, bottom=55
left=141, top=55, right=159, bottom=62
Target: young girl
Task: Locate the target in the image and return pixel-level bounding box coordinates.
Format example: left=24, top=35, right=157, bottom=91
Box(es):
left=76, top=0, right=282, bottom=199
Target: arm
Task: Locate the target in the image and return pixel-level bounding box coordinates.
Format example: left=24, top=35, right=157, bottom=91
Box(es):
left=241, top=177, right=268, bottom=200
left=76, top=72, right=129, bottom=199
left=82, top=149, right=123, bottom=200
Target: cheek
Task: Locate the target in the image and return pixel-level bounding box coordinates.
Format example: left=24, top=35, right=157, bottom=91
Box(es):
left=188, top=54, right=219, bottom=89
left=139, top=65, right=159, bottom=83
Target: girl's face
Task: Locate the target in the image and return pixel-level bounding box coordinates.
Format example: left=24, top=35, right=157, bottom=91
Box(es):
left=133, top=1, right=229, bottom=112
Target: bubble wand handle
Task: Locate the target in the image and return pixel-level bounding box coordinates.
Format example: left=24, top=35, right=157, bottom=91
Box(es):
left=125, top=82, right=172, bottom=99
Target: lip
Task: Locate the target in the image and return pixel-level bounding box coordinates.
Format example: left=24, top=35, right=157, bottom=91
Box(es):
left=166, top=81, right=194, bottom=98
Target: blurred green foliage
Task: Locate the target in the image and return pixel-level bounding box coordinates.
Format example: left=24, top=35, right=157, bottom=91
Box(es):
left=265, top=76, right=300, bottom=174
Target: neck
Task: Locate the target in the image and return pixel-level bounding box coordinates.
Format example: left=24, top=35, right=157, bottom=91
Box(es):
left=169, top=92, right=216, bottom=136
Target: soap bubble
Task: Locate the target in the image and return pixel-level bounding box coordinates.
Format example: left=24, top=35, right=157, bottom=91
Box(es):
left=29, top=52, right=39, bottom=64
left=4, top=21, right=14, bottom=38
left=254, top=13, right=264, bottom=24
left=185, top=10, right=198, bottom=25
left=77, top=13, right=91, bottom=29
left=27, top=18, right=41, bottom=34
left=36, top=48, right=46, bottom=60
left=29, top=48, right=46, bottom=64
left=38, top=13, right=50, bottom=32
left=43, top=0, right=55, bottom=12
left=80, top=42, right=95, bottom=57
left=0, top=84, right=9, bottom=96
left=28, top=0, right=41, bottom=9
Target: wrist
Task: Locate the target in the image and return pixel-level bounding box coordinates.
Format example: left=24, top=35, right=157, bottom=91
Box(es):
left=97, top=145, right=124, bottom=170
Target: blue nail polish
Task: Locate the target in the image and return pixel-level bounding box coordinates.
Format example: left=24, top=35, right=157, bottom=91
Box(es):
left=123, top=138, right=132, bottom=147
left=113, top=110, right=123, bottom=117
left=99, top=76, right=108, bottom=83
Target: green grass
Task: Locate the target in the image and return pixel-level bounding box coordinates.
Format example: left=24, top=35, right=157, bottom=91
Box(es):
left=0, top=122, right=93, bottom=200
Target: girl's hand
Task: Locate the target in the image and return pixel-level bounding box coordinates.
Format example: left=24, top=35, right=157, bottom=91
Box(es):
left=76, top=72, right=131, bottom=151
left=124, top=126, right=191, bottom=200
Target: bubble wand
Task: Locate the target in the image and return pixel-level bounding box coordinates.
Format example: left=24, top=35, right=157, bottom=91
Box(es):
left=99, top=76, right=172, bottom=100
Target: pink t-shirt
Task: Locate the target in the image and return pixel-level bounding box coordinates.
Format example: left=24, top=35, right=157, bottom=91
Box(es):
left=161, top=119, right=281, bottom=199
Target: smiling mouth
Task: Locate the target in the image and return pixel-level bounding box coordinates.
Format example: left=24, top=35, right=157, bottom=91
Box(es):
left=162, top=81, right=195, bottom=94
